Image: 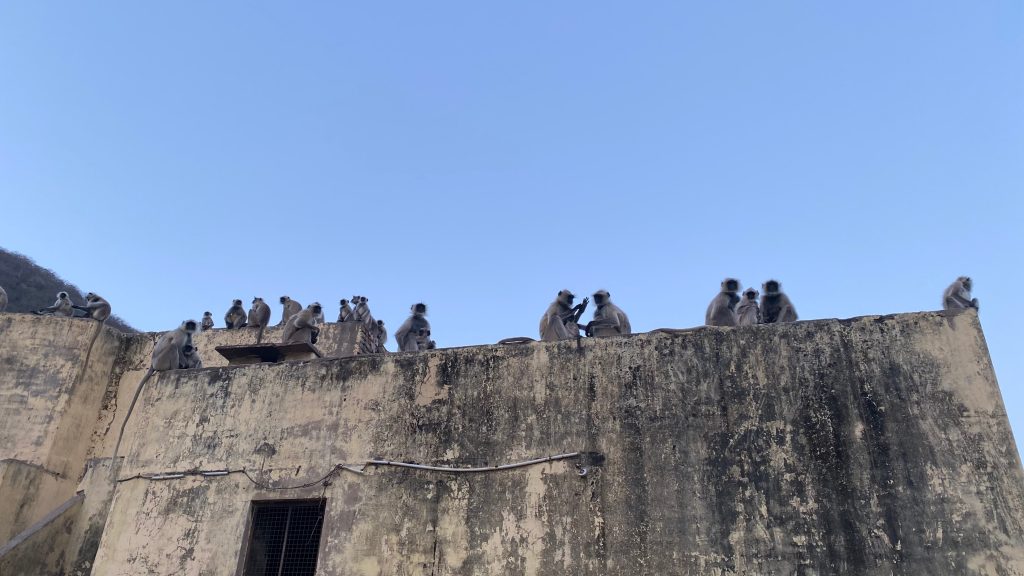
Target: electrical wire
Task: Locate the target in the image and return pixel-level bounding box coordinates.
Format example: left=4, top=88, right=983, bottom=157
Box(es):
left=115, top=452, right=584, bottom=487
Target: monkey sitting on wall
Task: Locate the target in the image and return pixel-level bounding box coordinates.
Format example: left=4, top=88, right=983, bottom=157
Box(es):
left=278, top=296, right=302, bottom=326
left=337, top=299, right=353, bottom=322
left=539, top=290, right=588, bottom=341
left=248, top=297, right=272, bottom=343
left=282, top=302, right=322, bottom=345
left=943, top=276, right=979, bottom=311
left=34, top=291, right=75, bottom=317
left=760, top=280, right=797, bottom=323
left=395, top=303, right=431, bottom=352
left=585, top=290, right=631, bottom=337
left=201, top=311, right=214, bottom=331
left=706, top=279, right=741, bottom=326
left=736, top=288, right=760, bottom=326
left=72, top=292, right=111, bottom=323
left=224, top=299, right=247, bottom=329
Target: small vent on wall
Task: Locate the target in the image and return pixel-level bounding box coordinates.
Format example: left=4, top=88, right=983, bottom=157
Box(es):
left=243, top=499, right=326, bottom=576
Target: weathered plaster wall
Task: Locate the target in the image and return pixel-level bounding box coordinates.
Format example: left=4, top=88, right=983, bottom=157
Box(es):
left=91, top=309, right=1024, bottom=575
left=0, top=313, right=121, bottom=540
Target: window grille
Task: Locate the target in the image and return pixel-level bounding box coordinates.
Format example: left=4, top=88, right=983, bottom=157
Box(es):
left=243, top=499, right=326, bottom=576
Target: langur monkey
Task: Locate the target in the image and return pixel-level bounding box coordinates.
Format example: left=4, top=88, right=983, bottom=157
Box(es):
left=395, top=303, right=431, bottom=352
left=706, top=278, right=740, bottom=326
left=760, top=280, right=798, bottom=323
left=0, top=285, right=7, bottom=312
left=72, top=292, right=111, bottom=322
left=278, top=296, right=302, bottom=326
left=282, top=303, right=322, bottom=345
left=112, top=319, right=198, bottom=464
left=376, top=319, right=387, bottom=350
left=585, top=290, right=631, bottom=337
left=338, top=299, right=353, bottom=322
left=247, top=297, right=272, bottom=343
left=225, top=299, right=247, bottom=329
left=736, top=288, right=760, bottom=326
left=201, top=312, right=214, bottom=331
left=539, top=290, right=588, bottom=341
left=35, top=291, right=74, bottom=317
left=943, top=276, right=979, bottom=311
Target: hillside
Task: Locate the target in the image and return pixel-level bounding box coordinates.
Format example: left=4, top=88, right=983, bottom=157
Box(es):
left=0, top=248, right=136, bottom=333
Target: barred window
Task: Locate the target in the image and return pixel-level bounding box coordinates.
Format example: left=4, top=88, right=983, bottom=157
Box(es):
left=243, top=499, right=326, bottom=576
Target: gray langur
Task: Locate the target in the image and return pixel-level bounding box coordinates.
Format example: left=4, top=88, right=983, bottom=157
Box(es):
left=282, top=302, right=322, bottom=345
left=351, top=296, right=372, bottom=324
left=395, top=303, right=431, bottom=352
left=706, top=278, right=741, bottom=326
left=201, top=312, right=214, bottom=331
left=338, top=299, right=353, bottom=322
left=943, top=276, right=979, bottom=311
left=585, top=290, right=631, bottom=337
left=247, top=297, right=272, bottom=343
left=736, top=288, right=760, bottom=326
left=0, top=285, right=7, bottom=312
left=278, top=296, right=302, bottom=326
left=376, top=319, right=388, bottom=352
left=760, top=280, right=798, bottom=323
left=34, top=291, right=74, bottom=317
left=224, top=299, right=247, bottom=329
left=539, top=290, right=588, bottom=341
left=182, top=344, right=203, bottom=370
left=113, top=319, right=198, bottom=463
left=72, top=292, right=111, bottom=322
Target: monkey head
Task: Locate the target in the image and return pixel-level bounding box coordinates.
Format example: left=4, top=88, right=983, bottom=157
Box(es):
left=742, top=288, right=759, bottom=301
left=721, top=279, right=740, bottom=293
left=339, top=299, right=348, bottom=305
left=85, top=292, right=97, bottom=301
left=377, top=320, right=385, bottom=327
left=252, top=297, right=264, bottom=305
left=763, top=280, right=781, bottom=295
left=233, top=299, right=243, bottom=306
left=310, top=302, right=323, bottom=315
left=958, top=276, right=972, bottom=291
left=360, top=296, right=368, bottom=304
left=182, top=344, right=195, bottom=355
left=182, top=319, right=198, bottom=333
left=593, top=290, right=610, bottom=305
left=280, top=296, right=289, bottom=304
left=557, top=290, right=575, bottom=306
left=58, top=291, right=69, bottom=299
left=203, top=311, right=212, bottom=317
left=412, top=303, right=427, bottom=315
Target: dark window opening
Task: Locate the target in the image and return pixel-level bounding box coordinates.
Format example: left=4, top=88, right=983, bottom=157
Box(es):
left=243, top=499, right=326, bottom=576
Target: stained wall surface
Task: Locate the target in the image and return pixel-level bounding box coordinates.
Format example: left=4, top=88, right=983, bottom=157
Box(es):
left=90, top=309, right=1024, bottom=575
left=0, top=313, right=122, bottom=541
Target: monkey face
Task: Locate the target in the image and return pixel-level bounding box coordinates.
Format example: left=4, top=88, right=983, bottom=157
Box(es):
left=183, top=320, right=198, bottom=332
left=204, top=311, right=212, bottom=317
left=311, top=303, right=323, bottom=314
left=558, top=290, right=575, bottom=306
left=58, top=291, right=69, bottom=299
left=414, top=303, right=427, bottom=315
left=340, top=299, right=348, bottom=305
left=253, top=297, right=262, bottom=304
left=233, top=299, right=242, bottom=306
left=723, top=279, right=739, bottom=292
left=743, top=289, right=759, bottom=301
left=593, top=291, right=609, bottom=305
left=763, top=280, right=780, bottom=294
left=360, top=296, right=368, bottom=304
left=280, top=296, right=289, bottom=304
left=960, top=276, right=972, bottom=290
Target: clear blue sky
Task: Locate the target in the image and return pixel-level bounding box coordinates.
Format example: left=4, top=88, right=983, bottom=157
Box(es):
left=2, top=3, right=1022, bottom=448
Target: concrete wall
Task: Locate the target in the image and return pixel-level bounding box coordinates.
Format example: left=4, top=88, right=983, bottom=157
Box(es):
left=0, top=313, right=122, bottom=540
left=89, top=309, right=1024, bottom=575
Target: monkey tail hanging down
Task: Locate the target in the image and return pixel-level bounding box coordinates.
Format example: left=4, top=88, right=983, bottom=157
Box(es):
left=111, top=319, right=198, bottom=468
